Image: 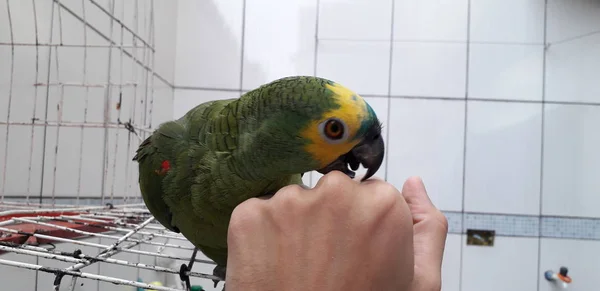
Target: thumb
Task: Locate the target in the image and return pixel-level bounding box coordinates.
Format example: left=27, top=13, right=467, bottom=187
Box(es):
left=402, top=177, right=438, bottom=220
left=401, top=177, right=448, bottom=287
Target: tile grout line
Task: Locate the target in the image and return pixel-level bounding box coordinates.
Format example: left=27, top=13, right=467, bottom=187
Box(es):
left=238, top=0, right=247, bottom=92
left=310, top=0, right=321, bottom=187
left=384, top=0, right=395, bottom=182
left=293, top=38, right=546, bottom=46
left=537, top=1, right=549, bottom=290
left=459, top=0, right=472, bottom=289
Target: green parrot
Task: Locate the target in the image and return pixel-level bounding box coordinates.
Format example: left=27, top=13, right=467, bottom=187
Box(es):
left=133, top=76, right=385, bottom=288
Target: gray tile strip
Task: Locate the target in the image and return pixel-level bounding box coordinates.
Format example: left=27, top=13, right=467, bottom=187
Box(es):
left=541, top=216, right=600, bottom=240
left=442, top=211, right=600, bottom=240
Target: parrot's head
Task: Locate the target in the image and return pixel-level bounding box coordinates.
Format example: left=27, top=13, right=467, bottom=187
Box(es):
left=299, top=79, right=384, bottom=182
left=249, top=76, right=385, bottom=181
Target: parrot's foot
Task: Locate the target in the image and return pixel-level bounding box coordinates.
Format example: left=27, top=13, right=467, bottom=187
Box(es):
left=212, top=265, right=226, bottom=288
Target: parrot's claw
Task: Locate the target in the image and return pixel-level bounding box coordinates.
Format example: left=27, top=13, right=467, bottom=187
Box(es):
left=212, top=265, right=226, bottom=288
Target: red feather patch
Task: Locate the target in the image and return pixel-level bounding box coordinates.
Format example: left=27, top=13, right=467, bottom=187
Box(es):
left=155, top=160, right=171, bottom=175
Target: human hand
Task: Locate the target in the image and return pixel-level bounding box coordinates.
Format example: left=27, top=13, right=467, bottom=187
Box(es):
left=225, top=171, right=416, bottom=290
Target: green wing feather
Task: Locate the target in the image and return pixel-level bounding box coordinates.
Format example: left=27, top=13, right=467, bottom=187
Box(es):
left=132, top=124, right=184, bottom=233
left=132, top=99, right=226, bottom=232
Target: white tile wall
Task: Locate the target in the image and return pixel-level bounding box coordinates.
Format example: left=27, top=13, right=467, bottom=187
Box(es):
left=546, top=0, right=600, bottom=44
left=2, top=0, right=600, bottom=290
left=175, top=0, right=244, bottom=89
left=154, top=0, right=179, bottom=84
left=469, top=0, right=545, bottom=44
left=544, top=33, right=600, bottom=104
left=319, top=0, right=393, bottom=41
left=461, top=236, right=540, bottom=291
left=468, top=44, right=544, bottom=101
left=242, top=0, right=317, bottom=90
left=391, top=42, right=467, bottom=98
left=441, top=234, right=462, bottom=291
left=387, top=98, right=465, bottom=212
left=545, top=0, right=600, bottom=104
left=394, top=0, right=469, bottom=42
left=317, top=40, right=391, bottom=96
left=542, top=104, right=600, bottom=218
left=464, top=101, right=543, bottom=215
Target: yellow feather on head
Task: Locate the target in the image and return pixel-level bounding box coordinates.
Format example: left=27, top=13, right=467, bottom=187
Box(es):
left=300, top=82, right=374, bottom=168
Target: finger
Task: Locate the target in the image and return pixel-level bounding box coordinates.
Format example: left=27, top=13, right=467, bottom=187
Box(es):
left=402, top=177, right=447, bottom=269
left=401, top=176, right=436, bottom=214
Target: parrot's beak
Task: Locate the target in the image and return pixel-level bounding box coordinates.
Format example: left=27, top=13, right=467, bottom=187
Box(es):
left=317, top=122, right=385, bottom=182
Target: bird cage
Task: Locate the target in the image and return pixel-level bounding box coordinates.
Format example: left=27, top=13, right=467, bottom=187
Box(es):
left=0, top=1, right=217, bottom=290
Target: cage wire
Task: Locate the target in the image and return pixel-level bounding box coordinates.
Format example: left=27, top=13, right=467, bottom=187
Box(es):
left=0, top=1, right=219, bottom=290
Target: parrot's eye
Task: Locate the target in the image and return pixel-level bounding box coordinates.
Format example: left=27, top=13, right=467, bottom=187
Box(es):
left=319, top=118, right=348, bottom=143
left=324, top=119, right=344, bottom=139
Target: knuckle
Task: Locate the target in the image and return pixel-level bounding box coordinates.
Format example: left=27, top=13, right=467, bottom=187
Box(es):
left=274, top=184, right=305, bottom=207
left=316, top=171, right=351, bottom=191
left=280, top=183, right=305, bottom=196
left=354, top=181, right=405, bottom=231
left=372, top=182, right=401, bottom=210
left=270, top=184, right=313, bottom=220
left=370, top=183, right=412, bottom=232
left=228, top=199, right=264, bottom=240
left=314, top=171, right=355, bottom=204
left=434, top=209, right=449, bottom=233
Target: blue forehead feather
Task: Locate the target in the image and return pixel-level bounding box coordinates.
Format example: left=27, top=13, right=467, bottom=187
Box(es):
left=353, top=102, right=377, bottom=140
